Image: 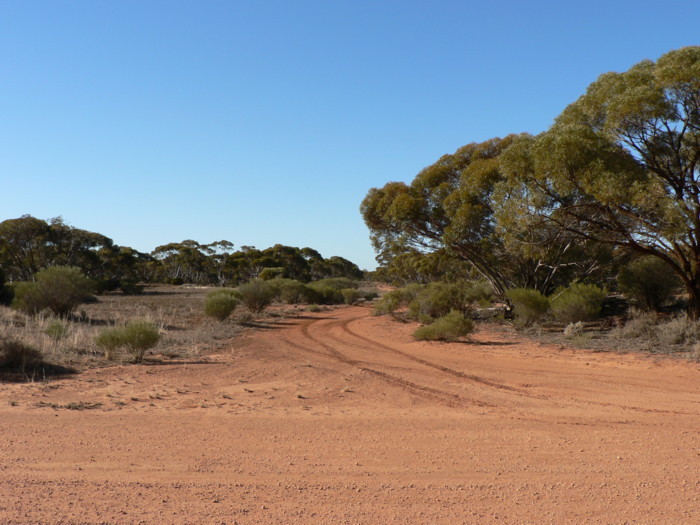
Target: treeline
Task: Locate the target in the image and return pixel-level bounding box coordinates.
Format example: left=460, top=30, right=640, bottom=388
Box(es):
left=0, top=215, right=363, bottom=292
left=362, top=46, right=700, bottom=317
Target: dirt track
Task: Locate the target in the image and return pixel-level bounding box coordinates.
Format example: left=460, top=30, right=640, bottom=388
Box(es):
left=2, top=306, right=700, bottom=523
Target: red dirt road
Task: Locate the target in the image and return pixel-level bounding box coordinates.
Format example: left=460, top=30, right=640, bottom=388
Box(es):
left=2, top=306, right=700, bottom=523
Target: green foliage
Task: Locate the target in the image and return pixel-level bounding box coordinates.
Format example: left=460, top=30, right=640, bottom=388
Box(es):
left=45, top=320, right=69, bottom=342
left=617, top=257, right=680, bottom=311
left=204, top=289, right=239, bottom=321
left=550, top=283, right=607, bottom=324
left=12, top=266, right=94, bottom=317
left=306, top=278, right=359, bottom=305
left=11, top=282, right=45, bottom=315
left=95, top=329, right=124, bottom=359
left=95, top=321, right=161, bottom=363
left=506, top=288, right=550, bottom=327
left=237, top=280, right=276, bottom=313
left=266, top=278, right=311, bottom=304
left=408, top=281, right=492, bottom=323
left=119, top=280, right=144, bottom=295
left=0, top=338, right=44, bottom=371
left=373, top=289, right=409, bottom=316
left=306, top=304, right=321, bottom=313
left=259, top=267, right=285, bottom=280
left=499, top=47, right=700, bottom=318
left=341, top=288, right=361, bottom=305
left=413, top=310, right=474, bottom=341
left=121, top=321, right=161, bottom=362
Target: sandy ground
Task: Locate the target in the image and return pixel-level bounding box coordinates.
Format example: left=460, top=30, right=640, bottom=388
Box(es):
left=2, top=305, right=700, bottom=524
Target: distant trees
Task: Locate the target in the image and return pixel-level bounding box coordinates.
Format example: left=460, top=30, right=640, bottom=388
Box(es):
left=0, top=216, right=364, bottom=289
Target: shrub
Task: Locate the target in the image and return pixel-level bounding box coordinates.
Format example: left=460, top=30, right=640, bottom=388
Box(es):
left=0, top=267, right=12, bottom=306
left=655, top=316, right=700, bottom=346
left=95, top=321, right=161, bottom=362
left=341, top=288, right=361, bottom=305
left=121, top=321, right=161, bottom=363
left=95, top=328, right=124, bottom=360
left=373, top=289, right=408, bottom=316
left=408, top=281, right=492, bottom=323
left=507, top=288, right=550, bottom=327
left=563, top=321, right=585, bottom=338
left=12, top=266, right=94, bottom=317
left=119, top=280, right=145, bottom=295
left=11, top=282, right=46, bottom=315
left=307, top=283, right=343, bottom=304
left=413, top=310, right=474, bottom=341
left=267, top=278, right=310, bottom=304
left=238, top=280, right=275, bottom=313
left=204, top=289, right=239, bottom=321
left=362, top=289, right=379, bottom=301
left=550, top=283, right=607, bottom=324
left=310, top=278, right=359, bottom=290
left=306, top=304, right=321, bottom=313
left=0, top=339, right=44, bottom=372
left=615, top=310, right=658, bottom=339
left=45, top=320, right=69, bottom=342
left=617, top=256, right=680, bottom=311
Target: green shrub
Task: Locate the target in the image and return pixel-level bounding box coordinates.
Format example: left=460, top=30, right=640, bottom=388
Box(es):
left=11, top=281, right=46, bottom=315
left=307, top=283, right=343, bottom=304
left=550, top=283, right=607, bottom=324
left=341, top=288, right=361, bottom=305
left=12, top=266, right=94, bottom=317
left=0, top=339, right=44, bottom=371
left=119, top=280, right=145, bottom=295
left=408, top=281, right=492, bottom=323
left=362, top=289, right=379, bottom=301
left=267, top=278, right=310, bottom=304
left=413, top=310, right=475, bottom=341
left=95, top=321, right=161, bottom=362
left=121, top=321, right=161, bottom=362
left=204, top=289, right=239, bottom=321
left=306, top=304, right=321, bottom=313
left=310, top=278, right=359, bottom=290
left=95, top=328, right=124, bottom=360
left=45, top=320, right=69, bottom=342
left=507, top=288, right=550, bottom=327
left=238, top=280, right=276, bottom=313
left=0, top=267, right=13, bottom=306
left=94, top=278, right=121, bottom=293
left=617, top=256, right=680, bottom=311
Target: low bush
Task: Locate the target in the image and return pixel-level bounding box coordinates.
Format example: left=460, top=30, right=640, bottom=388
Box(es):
left=121, top=321, right=161, bottom=363
left=11, top=266, right=94, bottom=317
left=550, top=283, right=607, bottom=324
left=655, top=316, right=700, bottom=346
left=341, top=288, right=361, bottom=305
left=267, top=278, right=310, bottom=304
left=307, top=283, right=343, bottom=304
left=95, top=321, right=161, bottom=363
left=507, top=288, right=550, bottom=327
left=617, top=256, right=680, bottom=311
left=95, top=328, right=124, bottom=360
left=615, top=310, right=658, bottom=339
left=0, top=338, right=43, bottom=370
left=311, top=278, right=359, bottom=290
left=408, top=281, right=492, bottom=323
left=413, top=310, right=474, bottom=342
left=45, top=320, right=69, bottom=342
left=119, top=280, right=145, bottom=295
left=204, top=289, right=239, bottom=321
left=238, top=280, right=275, bottom=313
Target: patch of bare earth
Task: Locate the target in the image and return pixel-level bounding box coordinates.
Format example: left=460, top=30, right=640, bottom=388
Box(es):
left=2, top=306, right=700, bottom=523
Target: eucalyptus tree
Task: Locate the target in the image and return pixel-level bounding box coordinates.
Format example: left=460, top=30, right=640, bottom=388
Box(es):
left=500, top=46, right=700, bottom=316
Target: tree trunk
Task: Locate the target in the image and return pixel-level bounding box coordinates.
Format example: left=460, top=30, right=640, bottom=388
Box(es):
left=686, top=281, right=700, bottom=321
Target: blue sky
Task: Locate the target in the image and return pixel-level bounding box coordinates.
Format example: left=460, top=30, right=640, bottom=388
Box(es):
left=1, top=1, right=698, bottom=270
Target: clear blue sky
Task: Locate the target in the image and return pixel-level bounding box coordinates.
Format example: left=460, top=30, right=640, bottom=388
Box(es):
left=1, top=1, right=698, bottom=270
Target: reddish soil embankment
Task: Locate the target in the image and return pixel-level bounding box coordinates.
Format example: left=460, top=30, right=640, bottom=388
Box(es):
left=2, top=306, right=700, bottom=523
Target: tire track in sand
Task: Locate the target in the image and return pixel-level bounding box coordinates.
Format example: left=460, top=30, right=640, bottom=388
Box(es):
left=280, top=316, right=488, bottom=408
